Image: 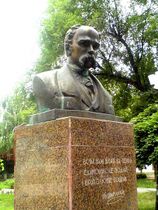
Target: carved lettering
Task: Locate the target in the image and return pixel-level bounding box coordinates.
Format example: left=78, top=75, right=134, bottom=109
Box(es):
left=102, top=190, right=125, bottom=205
left=82, top=176, right=127, bottom=187
left=81, top=157, right=130, bottom=187
left=83, top=167, right=128, bottom=176
left=82, top=158, right=132, bottom=165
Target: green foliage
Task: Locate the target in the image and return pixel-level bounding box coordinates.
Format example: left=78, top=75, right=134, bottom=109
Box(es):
left=0, top=159, right=4, bottom=172
left=131, top=104, right=158, bottom=169
left=35, top=0, right=84, bottom=72
left=0, top=179, right=14, bottom=190
left=0, top=82, right=36, bottom=154
left=137, top=178, right=156, bottom=188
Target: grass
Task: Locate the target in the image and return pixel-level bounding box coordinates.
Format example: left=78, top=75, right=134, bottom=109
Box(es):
left=137, top=178, right=156, bottom=188
left=138, top=192, right=155, bottom=210
left=0, top=194, right=14, bottom=210
left=0, top=179, right=14, bottom=190
left=137, top=178, right=156, bottom=209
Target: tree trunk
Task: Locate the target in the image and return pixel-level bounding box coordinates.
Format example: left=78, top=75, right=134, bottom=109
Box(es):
left=3, top=172, right=7, bottom=180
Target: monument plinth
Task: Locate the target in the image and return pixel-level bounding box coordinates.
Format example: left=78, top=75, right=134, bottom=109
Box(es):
left=14, top=117, right=137, bottom=210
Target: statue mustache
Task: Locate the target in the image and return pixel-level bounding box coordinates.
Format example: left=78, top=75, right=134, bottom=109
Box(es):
left=79, top=55, right=96, bottom=69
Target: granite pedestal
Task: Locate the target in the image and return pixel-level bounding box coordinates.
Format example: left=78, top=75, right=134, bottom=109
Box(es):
left=14, top=117, right=138, bottom=210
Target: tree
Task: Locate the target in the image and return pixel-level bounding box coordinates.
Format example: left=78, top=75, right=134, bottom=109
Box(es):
left=96, top=0, right=158, bottom=91
left=0, top=83, right=36, bottom=153
left=0, top=159, right=4, bottom=172
left=34, top=0, right=158, bottom=119
left=35, top=0, right=84, bottom=72
left=131, top=104, right=158, bottom=168
left=131, top=103, right=158, bottom=209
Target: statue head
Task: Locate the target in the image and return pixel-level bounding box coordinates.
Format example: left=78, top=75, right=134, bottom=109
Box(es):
left=64, top=25, right=100, bottom=69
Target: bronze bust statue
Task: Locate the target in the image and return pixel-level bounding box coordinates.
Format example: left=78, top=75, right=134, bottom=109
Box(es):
left=33, top=25, right=115, bottom=115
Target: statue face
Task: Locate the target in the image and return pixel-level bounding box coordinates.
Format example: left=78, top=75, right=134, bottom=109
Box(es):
left=70, top=26, right=100, bottom=69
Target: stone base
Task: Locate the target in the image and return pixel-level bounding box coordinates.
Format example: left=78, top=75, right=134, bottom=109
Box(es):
left=29, top=109, right=122, bottom=124
left=14, top=117, right=138, bottom=210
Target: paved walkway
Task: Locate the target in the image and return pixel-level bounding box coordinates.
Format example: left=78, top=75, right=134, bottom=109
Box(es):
left=0, top=188, right=156, bottom=194
left=0, top=189, right=14, bottom=194
left=137, top=188, right=156, bottom=193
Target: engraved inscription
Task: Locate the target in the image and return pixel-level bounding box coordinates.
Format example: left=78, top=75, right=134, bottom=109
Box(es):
left=83, top=158, right=132, bottom=165
left=81, top=158, right=132, bottom=187
left=82, top=176, right=127, bottom=187
left=80, top=157, right=133, bottom=205
left=102, top=190, right=125, bottom=205
left=83, top=166, right=128, bottom=176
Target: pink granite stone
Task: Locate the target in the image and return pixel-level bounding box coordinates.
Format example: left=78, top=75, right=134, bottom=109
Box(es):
left=14, top=117, right=138, bottom=210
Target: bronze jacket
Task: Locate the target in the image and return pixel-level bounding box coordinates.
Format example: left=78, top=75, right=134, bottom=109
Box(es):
left=33, top=64, right=114, bottom=115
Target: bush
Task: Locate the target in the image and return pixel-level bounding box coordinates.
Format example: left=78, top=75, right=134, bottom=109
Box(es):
left=137, top=173, right=147, bottom=179
left=0, top=179, right=14, bottom=190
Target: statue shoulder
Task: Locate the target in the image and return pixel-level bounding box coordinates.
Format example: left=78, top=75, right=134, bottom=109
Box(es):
left=33, top=69, right=60, bottom=81
left=33, top=69, right=61, bottom=96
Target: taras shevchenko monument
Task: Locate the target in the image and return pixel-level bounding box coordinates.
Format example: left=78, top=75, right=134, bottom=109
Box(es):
left=33, top=25, right=115, bottom=114
left=15, top=26, right=138, bottom=210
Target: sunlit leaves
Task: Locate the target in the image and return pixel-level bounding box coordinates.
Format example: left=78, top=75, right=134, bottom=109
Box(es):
left=34, top=0, right=158, bottom=121
left=131, top=104, right=158, bottom=168
left=0, top=84, right=36, bottom=153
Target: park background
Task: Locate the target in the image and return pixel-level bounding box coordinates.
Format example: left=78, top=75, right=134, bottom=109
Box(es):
left=0, top=0, right=158, bottom=209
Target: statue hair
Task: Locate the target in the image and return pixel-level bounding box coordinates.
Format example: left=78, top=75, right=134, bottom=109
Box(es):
left=64, top=25, right=81, bottom=56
